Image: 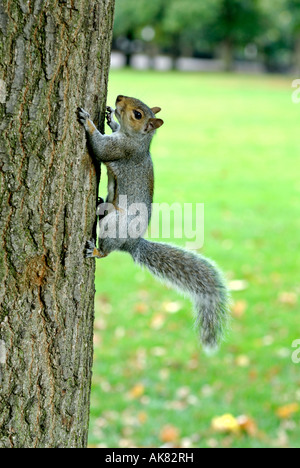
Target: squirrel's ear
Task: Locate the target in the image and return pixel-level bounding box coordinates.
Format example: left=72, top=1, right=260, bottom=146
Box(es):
left=151, top=107, right=161, bottom=114
left=146, top=118, right=164, bottom=132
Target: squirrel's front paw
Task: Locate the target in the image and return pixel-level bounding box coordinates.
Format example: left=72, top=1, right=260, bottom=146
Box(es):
left=85, top=239, right=107, bottom=259
left=77, top=107, right=90, bottom=126
left=85, top=239, right=96, bottom=258
left=105, top=106, right=114, bottom=125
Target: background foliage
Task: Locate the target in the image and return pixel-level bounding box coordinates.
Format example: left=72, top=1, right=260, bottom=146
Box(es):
left=113, top=0, right=300, bottom=72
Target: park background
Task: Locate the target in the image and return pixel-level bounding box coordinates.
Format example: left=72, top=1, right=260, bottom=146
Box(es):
left=88, top=0, right=300, bottom=448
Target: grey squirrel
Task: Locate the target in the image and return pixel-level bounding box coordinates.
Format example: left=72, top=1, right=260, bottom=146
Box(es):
left=77, top=95, right=229, bottom=351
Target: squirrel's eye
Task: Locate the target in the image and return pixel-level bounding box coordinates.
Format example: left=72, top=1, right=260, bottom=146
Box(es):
left=133, top=110, right=142, bottom=120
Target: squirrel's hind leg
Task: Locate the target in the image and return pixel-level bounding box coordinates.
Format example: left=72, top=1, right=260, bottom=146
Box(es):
left=85, top=239, right=107, bottom=259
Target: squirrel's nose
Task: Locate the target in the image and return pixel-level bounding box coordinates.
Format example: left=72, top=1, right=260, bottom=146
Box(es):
left=116, top=95, right=124, bottom=103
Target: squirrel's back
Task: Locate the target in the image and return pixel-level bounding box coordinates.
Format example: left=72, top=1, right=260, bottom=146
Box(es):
left=106, top=150, right=154, bottom=214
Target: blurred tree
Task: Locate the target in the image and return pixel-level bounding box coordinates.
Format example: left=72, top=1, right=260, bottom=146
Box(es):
left=113, top=0, right=223, bottom=63
left=113, top=0, right=166, bottom=65
left=205, top=0, right=264, bottom=70
left=113, top=0, right=297, bottom=72
left=287, top=0, right=300, bottom=73
left=259, top=0, right=297, bottom=72
left=160, top=0, right=220, bottom=59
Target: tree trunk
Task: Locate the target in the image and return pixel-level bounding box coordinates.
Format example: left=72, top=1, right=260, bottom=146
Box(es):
left=220, top=39, right=234, bottom=72
left=294, top=33, right=300, bottom=76
left=0, top=0, right=115, bottom=448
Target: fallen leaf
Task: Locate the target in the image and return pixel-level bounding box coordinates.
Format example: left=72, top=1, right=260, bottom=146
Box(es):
left=150, top=313, right=165, bottom=329
left=137, top=412, right=148, bottom=424
left=159, top=368, right=170, bottom=380
left=201, top=384, right=214, bottom=397
left=180, top=437, right=193, bottom=448
left=129, top=383, right=145, bottom=399
left=93, top=334, right=101, bottom=346
left=176, top=386, right=190, bottom=399
left=207, top=438, right=218, bottom=448
left=94, top=318, right=106, bottom=330
left=138, top=289, right=150, bottom=300
left=221, top=435, right=234, bottom=448
left=134, top=303, right=148, bottom=314
left=187, top=395, right=198, bottom=406
left=212, top=413, right=258, bottom=436
left=95, top=295, right=112, bottom=314
left=100, top=380, right=111, bottom=392
left=119, top=438, right=134, bottom=448
left=231, top=300, right=247, bottom=318
left=278, top=292, right=298, bottom=306
left=160, top=424, right=180, bottom=443
left=236, top=415, right=258, bottom=436
left=248, top=369, right=258, bottom=381
left=273, top=428, right=289, bottom=448
left=235, top=354, right=250, bottom=367
left=163, top=301, right=182, bottom=313
left=276, top=403, right=299, bottom=419
left=211, top=414, right=240, bottom=434
left=166, top=400, right=187, bottom=410
left=228, top=279, right=248, bottom=291
left=151, top=346, right=166, bottom=357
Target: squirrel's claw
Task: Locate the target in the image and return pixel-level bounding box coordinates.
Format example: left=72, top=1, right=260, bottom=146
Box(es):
left=85, top=239, right=107, bottom=259
left=86, top=239, right=96, bottom=249
left=77, top=107, right=90, bottom=125
left=85, top=239, right=96, bottom=258
left=105, top=106, right=114, bottom=124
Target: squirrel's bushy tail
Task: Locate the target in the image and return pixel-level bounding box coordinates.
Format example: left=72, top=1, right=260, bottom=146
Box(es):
left=129, top=238, right=229, bottom=351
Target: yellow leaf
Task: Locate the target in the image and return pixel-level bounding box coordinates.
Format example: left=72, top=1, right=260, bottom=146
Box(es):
left=235, top=355, right=250, bottom=367
left=211, top=414, right=240, bottom=434
left=276, top=403, right=299, bottom=419
left=138, top=412, right=148, bottom=424
left=129, top=383, right=145, bottom=399
left=150, top=313, right=165, bottom=330
left=163, top=301, right=182, bottom=313
left=228, top=280, right=248, bottom=291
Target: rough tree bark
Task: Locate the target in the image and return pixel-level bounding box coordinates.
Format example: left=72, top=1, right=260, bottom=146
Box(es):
left=0, top=0, right=115, bottom=448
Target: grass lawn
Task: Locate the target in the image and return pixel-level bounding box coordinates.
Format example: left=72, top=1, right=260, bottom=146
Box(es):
left=88, top=69, right=300, bottom=448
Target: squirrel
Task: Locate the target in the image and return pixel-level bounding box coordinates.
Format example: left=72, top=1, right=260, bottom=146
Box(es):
left=77, top=95, right=229, bottom=351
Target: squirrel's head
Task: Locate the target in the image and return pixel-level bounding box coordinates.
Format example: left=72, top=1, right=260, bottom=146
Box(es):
left=115, top=95, right=164, bottom=137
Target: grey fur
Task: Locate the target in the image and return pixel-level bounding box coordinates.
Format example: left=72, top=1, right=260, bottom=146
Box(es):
left=130, top=239, right=229, bottom=349
left=77, top=96, right=230, bottom=350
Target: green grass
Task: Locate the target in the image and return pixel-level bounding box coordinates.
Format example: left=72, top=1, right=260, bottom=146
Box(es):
left=88, top=70, right=300, bottom=448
